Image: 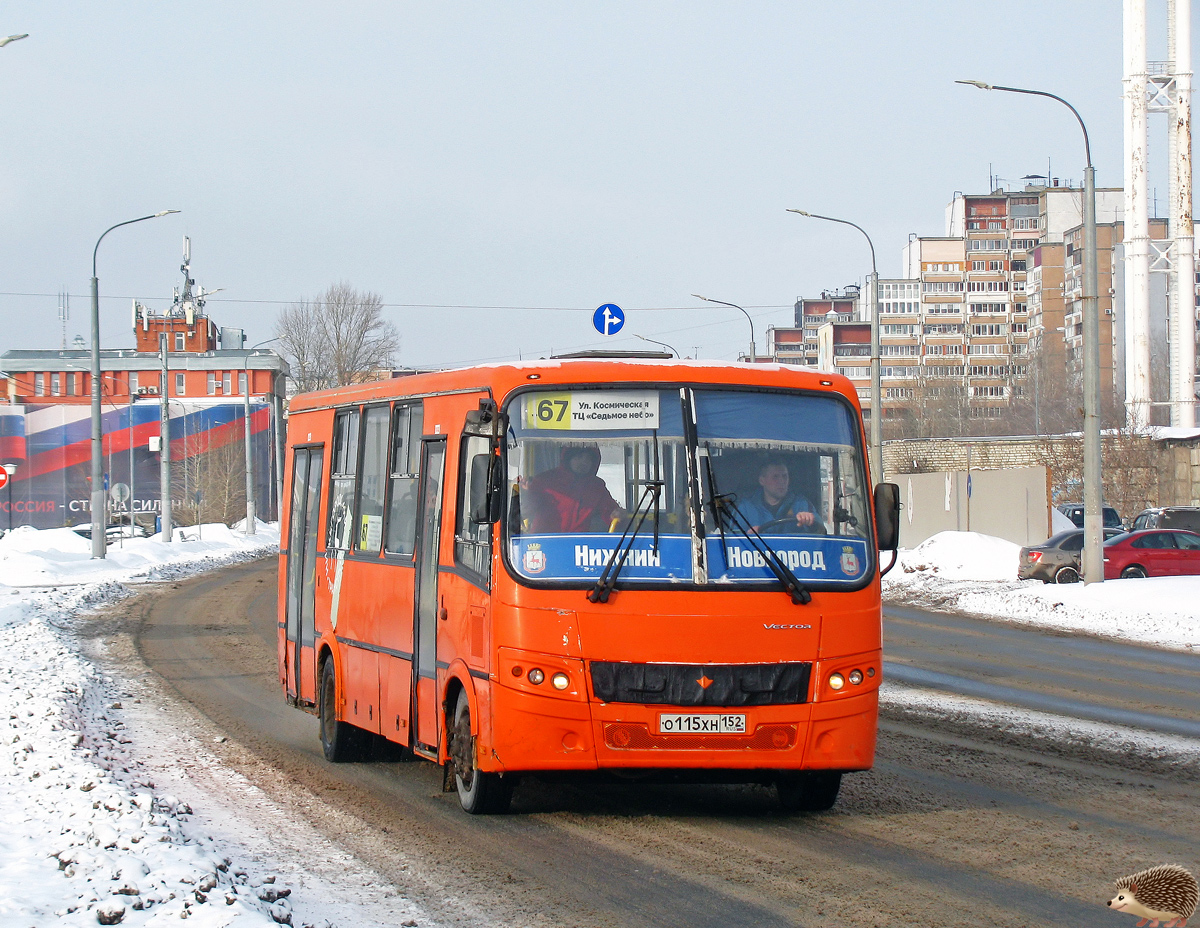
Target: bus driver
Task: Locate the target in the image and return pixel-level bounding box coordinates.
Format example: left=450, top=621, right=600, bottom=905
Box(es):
left=737, top=457, right=823, bottom=533
left=524, top=443, right=625, bottom=533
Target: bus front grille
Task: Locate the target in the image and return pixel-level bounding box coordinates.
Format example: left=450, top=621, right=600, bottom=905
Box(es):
left=589, top=661, right=811, bottom=706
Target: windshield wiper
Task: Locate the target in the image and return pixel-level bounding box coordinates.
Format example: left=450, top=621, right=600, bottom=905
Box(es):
left=587, top=481, right=663, bottom=604
left=702, top=453, right=811, bottom=606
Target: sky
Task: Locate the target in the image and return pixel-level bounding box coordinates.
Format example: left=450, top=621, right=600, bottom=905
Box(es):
left=0, top=2, right=1187, bottom=369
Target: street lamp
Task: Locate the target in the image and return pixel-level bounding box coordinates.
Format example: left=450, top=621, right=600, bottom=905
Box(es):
left=243, top=337, right=279, bottom=535
left=634, top=334, right=678, bottom=357
left=90, top=210, right=180, bottom=558
left=690, top=295, right=756, bottom=362
left=786, top=209, right=883, bottom=483
left=957, top=79, right=1103, bottom=585
left=0, top=34, right=29, bottom=48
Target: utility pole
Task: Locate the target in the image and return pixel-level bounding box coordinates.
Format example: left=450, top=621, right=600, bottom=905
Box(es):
left=159, top=333, right=172, bottom=542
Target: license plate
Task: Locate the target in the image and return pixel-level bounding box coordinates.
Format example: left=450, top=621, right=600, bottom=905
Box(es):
left=658, top=713, right=747, bottom=734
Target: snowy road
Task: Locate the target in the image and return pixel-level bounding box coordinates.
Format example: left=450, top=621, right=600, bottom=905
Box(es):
left=883, top=604, right=1200, bottom=738
left=126, top=556, right=1200, bottom=928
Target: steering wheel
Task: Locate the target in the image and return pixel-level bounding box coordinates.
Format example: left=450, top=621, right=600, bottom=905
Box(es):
left=758, top=517, right=826, bottom=536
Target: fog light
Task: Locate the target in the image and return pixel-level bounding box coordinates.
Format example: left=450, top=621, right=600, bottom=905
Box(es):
left=848, top=669, right=864, bottom=685
left=828, top=672, right=845, bottom=691
left=866, top=666, right=876, bottom=678
left=528, top=668, right=545, bottom=685
left=511, top=665, right=523, bottom=677
left=551, top=672, right=570, bottom=690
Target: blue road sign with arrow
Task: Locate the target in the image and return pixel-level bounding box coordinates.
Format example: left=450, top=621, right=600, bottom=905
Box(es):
left=593, top=303, right=624, bottom=336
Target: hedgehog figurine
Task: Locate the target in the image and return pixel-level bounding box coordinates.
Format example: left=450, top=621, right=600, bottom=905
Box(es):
left=1108, top=864, right=1198, bottom=927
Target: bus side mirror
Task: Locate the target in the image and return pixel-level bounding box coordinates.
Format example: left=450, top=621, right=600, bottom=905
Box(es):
left=469, top=453, right=503, bottom=524
left=874, top=483, right=900, bottom=551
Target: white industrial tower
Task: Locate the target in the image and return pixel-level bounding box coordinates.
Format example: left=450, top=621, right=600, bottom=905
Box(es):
left=1124, top=0, right=1196, bottom=427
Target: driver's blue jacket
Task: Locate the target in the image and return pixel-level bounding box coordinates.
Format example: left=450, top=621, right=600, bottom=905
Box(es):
left=733, top=489, right=818, bottom=530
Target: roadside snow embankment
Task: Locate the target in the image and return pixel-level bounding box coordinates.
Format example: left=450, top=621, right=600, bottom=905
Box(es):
left=0, top=524, right=298, bottom=927
left=884, top=530, right=1200, bottom=652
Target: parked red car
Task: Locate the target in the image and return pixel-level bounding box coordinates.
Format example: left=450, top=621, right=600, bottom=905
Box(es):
left=1102, top=529, right=1200, bottom=579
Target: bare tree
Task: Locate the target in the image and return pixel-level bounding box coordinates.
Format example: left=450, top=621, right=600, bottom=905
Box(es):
left=173, top=438, right=247, bottom=526
left=275, top=282, right=400, bottom=391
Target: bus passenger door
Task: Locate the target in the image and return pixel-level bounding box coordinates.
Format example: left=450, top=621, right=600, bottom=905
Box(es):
left=285, top=446, right=324, bottom=706
left=412, top=439, right=446, bottom=757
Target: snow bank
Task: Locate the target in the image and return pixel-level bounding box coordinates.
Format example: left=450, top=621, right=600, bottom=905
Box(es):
left=885, top=530, right=1200, bottom=652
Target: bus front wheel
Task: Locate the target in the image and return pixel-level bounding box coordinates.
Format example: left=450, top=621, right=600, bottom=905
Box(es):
left=776, top=771, right=842, bottom=812
left=450, top=689, right=513, bottom=814
left=319, top=659, right=369, bottom=763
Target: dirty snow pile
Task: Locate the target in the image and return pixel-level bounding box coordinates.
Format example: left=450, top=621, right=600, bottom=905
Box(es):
left=0, top=523, right=298, bottom=928
left=884, top=530, right=1200, bottom=652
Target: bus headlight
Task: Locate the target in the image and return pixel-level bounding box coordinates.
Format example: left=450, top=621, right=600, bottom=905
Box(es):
left=848, top=669, right=863, bottom=685
left=551, top=672, right=570, bottom=691
left=828, top=672, right=845, bottom=691
left=528, top=668, right=545, bottom=685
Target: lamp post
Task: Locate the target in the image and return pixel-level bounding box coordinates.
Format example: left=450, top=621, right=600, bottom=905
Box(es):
left=690, top=295, right=756, bottom=362
left=957, top=79, right=1103, bottom=585
left=634, top=334, right=678, bottom=357
left=243, top=338, right=279, bottom=535
left=0, top=33, right=29, bottom=48
left=89, top=210, right=180, bottom=558
left=786, top=209, right=882, bottom=483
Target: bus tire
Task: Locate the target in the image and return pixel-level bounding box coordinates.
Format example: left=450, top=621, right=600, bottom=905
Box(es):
left=450, top=689, right=513, bottom=814
left=775, top=771, right=842, bottom=813
left=319, top=659, right=368, bottom=763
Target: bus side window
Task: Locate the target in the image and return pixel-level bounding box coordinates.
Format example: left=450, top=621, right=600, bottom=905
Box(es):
left=354, top=405, right=389, bottom=555
left=455, top=435, right=492, bottom=583
left=385, top=403, right=423, bottom=556
left=328, top=409, right=360, bottom=550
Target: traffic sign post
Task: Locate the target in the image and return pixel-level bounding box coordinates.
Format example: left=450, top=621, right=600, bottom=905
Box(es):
left=0, top=468, right=9, bottom=491
left=592, top=303, right=625, bottom=337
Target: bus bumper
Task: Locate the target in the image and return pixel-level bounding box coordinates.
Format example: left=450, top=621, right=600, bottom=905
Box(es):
left=486, top=683, right=877, bottom=774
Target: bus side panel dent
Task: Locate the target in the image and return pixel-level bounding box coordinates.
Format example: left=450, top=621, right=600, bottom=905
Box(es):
left=488, top=682, right=597, bottom=772
left=805, top=689, right=877, bottom=771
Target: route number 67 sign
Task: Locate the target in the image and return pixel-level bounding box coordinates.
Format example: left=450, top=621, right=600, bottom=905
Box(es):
left=523, top=391, right=660, bottom=431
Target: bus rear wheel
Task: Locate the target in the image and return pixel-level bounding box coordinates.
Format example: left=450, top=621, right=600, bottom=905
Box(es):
left=450, top=689, right=513, bottom=814
left=776, top=771, right=842, bottom=812
left=319, top=659, right=369, bottom=763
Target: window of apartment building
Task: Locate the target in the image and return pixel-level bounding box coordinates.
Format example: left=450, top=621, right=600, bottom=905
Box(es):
left=967, top=239, right=1006, bottom=252
left=880, top=344, right=919, bottom=357
left=175, top=372, right=185, bottom=395
left=968, top=343, right=1009, bottom=355
left=66, top=373, right=76, bottom=396
left=988, top=260, right=1002, bottom=271
left=882, top=324, right=918, bottom=336
left=885, top=388, right=914, bottom=399
left=1013, top=302, right=1027, bottom=314
left=971, top=260, right=985, bottom=271
left=1010, top=260, right=1027, bottom=272
left=207, top=372, right=217, bottom=395
left=969, top=303, right=1007, bottom=314
left=968, top=281, right=1010, bottom=292
left=34, top=373, right=45, bottom=396
left=222, top=372, right=232, bottom=394
left=925, top=303, right=963, bottom=314
left=967, top=220, right=982, bottom=230
left=174, top=332, right=185, bottom=351
left=129, top=372, right=138, bottom=394
left=1012, top=343, right=1028, bottom=355
left=969, top=406, right=1005, bottom=419
left=1012, top=323, right=1029, bottom=334
left=1012, top=238, right=1039, bottom=251
left=924, top=323, right=963, bottom=335
left=1012, top=217, right=1039, bottom=230
left=972, top=323, right=1007, bottom=336
left=987, top=220, right=1004, bottom=230
left=971, top=386, right=1007, bottom=398
left=835, top=366, right=869, bottom=378
left=50, top=372, right=61, bottom=396
left=923, top=281, right=963, bottom=293
left=926, top=365, right=965, bottom=377
left=1012, top=281, right=1026, bottom=292
left=925, top=344, right=963, bottom=356
left=239, top=372, right=247, bottom=395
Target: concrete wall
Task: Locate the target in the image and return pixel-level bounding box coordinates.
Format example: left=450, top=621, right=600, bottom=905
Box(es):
left=898, top=465, right=1052, bottom=549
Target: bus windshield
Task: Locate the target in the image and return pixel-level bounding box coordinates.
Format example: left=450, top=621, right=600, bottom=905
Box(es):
left=505, top=386, right=872, bottom=590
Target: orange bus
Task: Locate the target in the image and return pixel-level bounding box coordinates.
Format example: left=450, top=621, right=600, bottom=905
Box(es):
left=278, top=357, right=899, bottom=813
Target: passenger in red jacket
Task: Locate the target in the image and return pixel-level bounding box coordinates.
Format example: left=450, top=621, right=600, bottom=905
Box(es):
left=525, top=444, right=624, bottom=533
